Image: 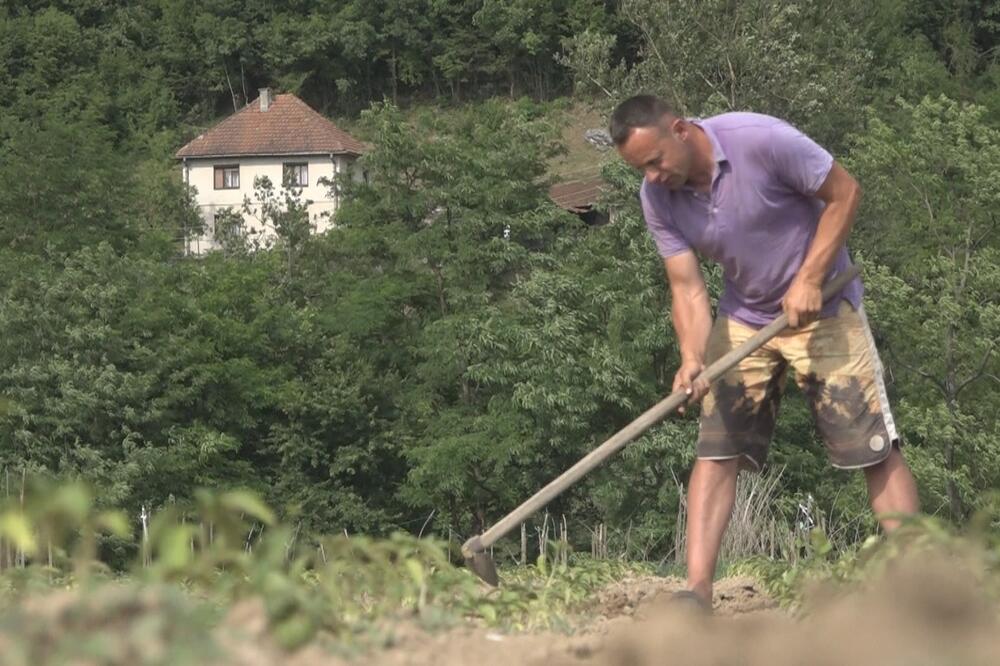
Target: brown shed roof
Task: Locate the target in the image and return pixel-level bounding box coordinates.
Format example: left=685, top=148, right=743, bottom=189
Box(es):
left=175, top=93, right=366, bottom=159
left=549, top=177, right=606, bottom=213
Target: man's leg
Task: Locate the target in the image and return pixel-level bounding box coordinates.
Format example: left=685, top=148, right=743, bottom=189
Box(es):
left=863, top=445, right=919, bottom=531
left=686, top=457, right=740, bottom=603
left=782, top=302, right=920, bottom=530
left=688, top=316, right=783, bottom=605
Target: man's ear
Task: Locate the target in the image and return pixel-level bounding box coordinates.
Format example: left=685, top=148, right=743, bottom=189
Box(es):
left=669, top=117, right=687, bottom=140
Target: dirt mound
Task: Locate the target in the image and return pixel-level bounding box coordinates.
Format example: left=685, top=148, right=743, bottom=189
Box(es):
left=356, top=560, right=1000, bottom=666
left=0, top=584, right=220, bottom=666
left=579, top=574, right=775, bottom=621
left=578, top=559, right=1000, bottom=666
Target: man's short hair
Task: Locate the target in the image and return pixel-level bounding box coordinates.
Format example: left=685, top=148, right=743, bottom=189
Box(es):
left=609, top=95, right=675, bottom=146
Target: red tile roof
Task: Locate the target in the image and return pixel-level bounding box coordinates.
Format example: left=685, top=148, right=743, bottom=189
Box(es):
left=549, top=177, right=606, bottom=213
left=175, top=93, right=366, bottom=159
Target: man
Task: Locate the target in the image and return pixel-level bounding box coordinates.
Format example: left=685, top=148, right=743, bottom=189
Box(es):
left=609, top=95, right=919, bottom=608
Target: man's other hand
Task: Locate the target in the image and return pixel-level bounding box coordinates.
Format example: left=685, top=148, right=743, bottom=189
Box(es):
left=782, top=277, right=823, bottom=328
left=673, top=359, right=708, bottom=414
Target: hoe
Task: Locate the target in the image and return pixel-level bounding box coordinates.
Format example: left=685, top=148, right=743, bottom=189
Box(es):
left=462, top=264, right=861, bottom=585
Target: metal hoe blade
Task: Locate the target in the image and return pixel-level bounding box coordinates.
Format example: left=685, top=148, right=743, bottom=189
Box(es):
left=461, top=535, right=499, bottom=586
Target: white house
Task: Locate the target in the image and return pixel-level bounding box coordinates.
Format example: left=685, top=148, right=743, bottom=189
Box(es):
left=175, top=89, right=366, bottom=254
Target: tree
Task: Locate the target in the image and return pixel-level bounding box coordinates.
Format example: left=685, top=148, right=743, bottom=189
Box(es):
left=0, top=116, right=137, bottom=255
left=240, top=175, right=315, bottom=283
left=566, top=0, right=880, bottom=149
left=847, top=96, right=1000, bottom=521
left=329, top=100, right=571, bottom=534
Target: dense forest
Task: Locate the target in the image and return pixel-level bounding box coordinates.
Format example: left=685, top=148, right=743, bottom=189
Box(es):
left=0, top=0, right=997, bottom=565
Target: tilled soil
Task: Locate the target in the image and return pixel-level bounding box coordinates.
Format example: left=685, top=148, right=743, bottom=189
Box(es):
left=335, top=575, right=776, bottom=666
left=8, top=557, right=1000, bottom=665
left=330, top=559, right=1000, bottom=666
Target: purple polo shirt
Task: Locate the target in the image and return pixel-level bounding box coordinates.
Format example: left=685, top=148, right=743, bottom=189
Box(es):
left=639, top=112, right=862, bottom=328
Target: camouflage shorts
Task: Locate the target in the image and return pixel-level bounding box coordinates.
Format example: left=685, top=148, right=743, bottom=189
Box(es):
left=698, top=300, right=899, bottom=470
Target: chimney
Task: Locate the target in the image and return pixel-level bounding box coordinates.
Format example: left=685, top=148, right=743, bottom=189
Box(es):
left=259, top=88, right=271, bottom=112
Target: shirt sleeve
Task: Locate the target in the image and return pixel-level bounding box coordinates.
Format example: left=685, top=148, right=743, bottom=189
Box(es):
left=767, top=120, right=834, bottom=196
left=639, top=181, right=691, bottom=258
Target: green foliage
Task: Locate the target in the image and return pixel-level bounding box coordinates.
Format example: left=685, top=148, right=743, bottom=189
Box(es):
left=0, top=116, right=137, bottom=254
left=566, top=0, right=878, bottom=148
left=0, top=483, right=654, bottom=662
left=740, top=507, right=1000, bottom=611
left=847, top=96, right=1000, bottom=520
left=486, top=555, right=652, bottom=631
left=0, top=239, right=403, bottom=534
left=221, top=174, right=315, bottom=281
left=0, top=478, right=128, bottom=582
left=0, top=0, right=996, bottom=592
left=1, top=0, right=629, bottom=134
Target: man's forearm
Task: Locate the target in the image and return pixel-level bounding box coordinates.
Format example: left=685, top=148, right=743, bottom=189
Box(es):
left=672, top=289, right=713, bottom=364
left=797, top=199, right=858, bottom=285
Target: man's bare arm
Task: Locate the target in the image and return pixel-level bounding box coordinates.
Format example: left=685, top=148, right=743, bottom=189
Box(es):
left=665, top=251, right=713, bottom=407
left=784, top=162, right=862, bottom=326
left=799, top=162, right=862, bottom=284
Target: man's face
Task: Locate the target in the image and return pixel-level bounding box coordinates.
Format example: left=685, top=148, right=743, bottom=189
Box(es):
left=616, top=118, right=692, bottom=189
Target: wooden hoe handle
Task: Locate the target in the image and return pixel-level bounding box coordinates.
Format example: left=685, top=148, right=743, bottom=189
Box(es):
left=467, top=264, right=862, bottom=553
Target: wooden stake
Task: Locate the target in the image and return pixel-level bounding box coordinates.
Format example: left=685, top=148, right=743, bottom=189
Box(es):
left=520, top=522, right=527, bottom=565
left=18, top=469, right=25, bottom=568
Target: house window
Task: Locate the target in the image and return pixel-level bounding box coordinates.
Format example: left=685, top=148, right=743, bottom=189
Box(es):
left=214, top=165, right=240, bottom=190
left=283, top=162, right=308, bottom=187
left=213, top=209, right=244, bottom=241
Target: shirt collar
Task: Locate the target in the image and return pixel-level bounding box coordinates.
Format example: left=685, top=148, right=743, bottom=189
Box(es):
left=684, top=118, right=728, bottom=190
left=689, top=118, right=728, bottom=166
